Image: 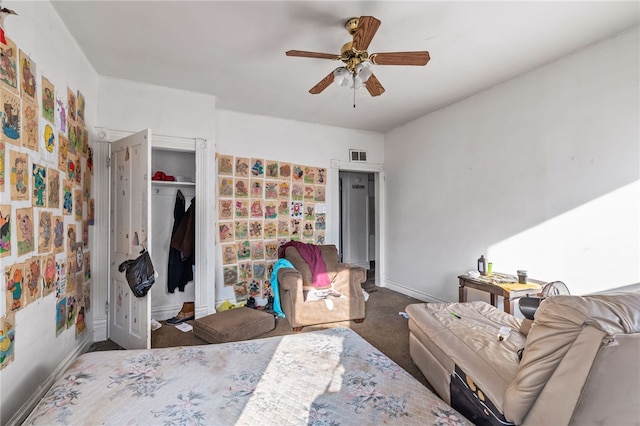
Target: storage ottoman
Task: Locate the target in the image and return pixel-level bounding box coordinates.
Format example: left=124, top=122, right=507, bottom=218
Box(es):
left=193, top=308, right=275, bottom=343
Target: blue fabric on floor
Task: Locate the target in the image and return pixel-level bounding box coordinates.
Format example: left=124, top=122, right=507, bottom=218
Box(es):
left=270, top=258, right=294, bottom=318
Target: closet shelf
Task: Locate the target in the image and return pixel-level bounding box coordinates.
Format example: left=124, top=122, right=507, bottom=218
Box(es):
left=152, top=180, right=195, bottom=187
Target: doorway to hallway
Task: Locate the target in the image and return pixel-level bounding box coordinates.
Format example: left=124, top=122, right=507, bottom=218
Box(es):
left=339, top=171, right=376, bottom=270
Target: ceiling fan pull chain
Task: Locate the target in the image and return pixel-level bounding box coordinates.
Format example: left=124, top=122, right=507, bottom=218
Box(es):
left=353, top=76, right=356, bottom=108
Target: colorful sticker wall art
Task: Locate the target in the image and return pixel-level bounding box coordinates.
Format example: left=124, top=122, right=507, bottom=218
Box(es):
left=75, top=305, right=86, bottom=336
left=16, top=207, right=35, bottom=256
left=55, top=297, right=66, bottom=336
left=38, top=210, right=53, bottom=253
left=55, top=258, right=67, bottom=300
left=22, top=100, right=39, bottom=151
left=0, top=314, right=16, bottom=370
left=20, top=50, right=37, bottom=103
left=76, top=90, right=85, bottom=124
left=223, top=265, right=237, bottom=286
left=10, top=150, right=28, bottom=200
left=47, top=167, right=60, bottom=208
left=83, top=250, right=91, bottom=281
left=82, top=220, right=88, bottom=247
left=74, top=190, right=83, bottom=221
left=42, top=254, right=56, bottom=297
left=32, top=163, right=47, bottom=207
left=265, top=160, right=278, bottom=179
left=24, top=255, right=42, bottom=306
left=82, top=170, right=91, bottom=200
left=0, top=141, right=4, bottom=191
left=0, top=37, right=18, bottom=92
left=40, top=119, right=57, bottom=164
left=54, top=93, right=67, bottom=135
left=2, top=89, right=21, bottom=143
left=221, top=243, right=237, bottom=265
left=53, top=215, right=64, bottom=253
left=62, top=179, right=73, bottom=215
left=67, top=87, right=76, bottom=122
left=219, top=199, right=233, bottom=220
left=87, top=199, right=95, bottom=225
left=0, top=204, right=9, bottom=257
left=233, top=281, right=248, bottom=302
left=217, top=154, right=233, bottom=176
left=6, top=263, right=24, bottom=313
left=250, top=158, right=264, bottom=177
left=235, top=157, right=249, bottom=177
left=42, top=76, right=55, bottom=123
left=218, top=177, right=233, bottom=197
left=58, top=134, right=68, bottom=171
left=65, top=294, right=77, bottom=331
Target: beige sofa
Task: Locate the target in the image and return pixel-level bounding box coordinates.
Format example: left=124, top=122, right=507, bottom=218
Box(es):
left=406, top=292, right=640, bottom=425
left=277, top=244, right=366, bottom=331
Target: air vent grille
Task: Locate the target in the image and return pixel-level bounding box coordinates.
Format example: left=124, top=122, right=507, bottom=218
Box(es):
left=349, top=150, right=367, bottom=162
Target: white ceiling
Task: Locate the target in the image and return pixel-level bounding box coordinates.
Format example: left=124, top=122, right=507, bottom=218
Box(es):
left=51, top=1, right=639, bottom=133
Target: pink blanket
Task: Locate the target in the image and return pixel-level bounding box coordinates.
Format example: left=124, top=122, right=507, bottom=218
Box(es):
left=279, top=241, right=331, bottom=288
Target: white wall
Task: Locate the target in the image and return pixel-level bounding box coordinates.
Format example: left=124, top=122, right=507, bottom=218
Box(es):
left=214, top=110, right=384, bottom=303
left=384, top=26, right=639, bottom=303
left=0, top=2, right=99, bottom=423
left=96, top=76, right=217, bottom=322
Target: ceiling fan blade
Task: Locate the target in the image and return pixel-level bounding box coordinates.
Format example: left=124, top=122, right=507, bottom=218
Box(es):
left=286, top=50, right=340, bottom=60
left=309, top=71, right=336, bottom=94
left=369, top=51, right=431, bottom=66
left=365, top=74, right=385, bottom=97
left=352, top=16, right=381, bottom=51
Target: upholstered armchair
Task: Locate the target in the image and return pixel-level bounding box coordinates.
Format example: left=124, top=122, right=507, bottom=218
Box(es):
left=277, top=244, right=366, bottom=331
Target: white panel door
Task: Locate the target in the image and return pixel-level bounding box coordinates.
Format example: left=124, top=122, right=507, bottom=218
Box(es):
left=109, top=129, right=151, bottom=349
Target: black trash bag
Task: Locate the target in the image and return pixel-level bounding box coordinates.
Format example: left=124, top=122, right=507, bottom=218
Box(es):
left=118, top=249, right=155, bottom=297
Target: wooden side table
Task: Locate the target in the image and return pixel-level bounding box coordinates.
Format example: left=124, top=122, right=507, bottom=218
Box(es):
left=458, top=272, right=545, bottom=314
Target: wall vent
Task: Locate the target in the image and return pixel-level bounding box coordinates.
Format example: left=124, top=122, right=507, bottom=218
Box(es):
left=349, top=150, right=368, bottom=162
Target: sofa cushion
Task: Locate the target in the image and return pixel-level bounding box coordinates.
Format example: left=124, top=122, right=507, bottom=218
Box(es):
left=406, top=301, right=525, bottom=412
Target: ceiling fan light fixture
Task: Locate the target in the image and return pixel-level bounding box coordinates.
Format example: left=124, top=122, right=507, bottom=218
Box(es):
left=333, top=67, right=351, bottom=87
left=355, top=62, right=373, bottom=82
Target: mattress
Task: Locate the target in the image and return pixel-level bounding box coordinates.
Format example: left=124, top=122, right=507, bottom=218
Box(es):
left=23, top=327, right=471, bottom=425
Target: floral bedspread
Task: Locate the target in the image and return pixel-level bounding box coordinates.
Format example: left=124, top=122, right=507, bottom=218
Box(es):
left=24, top=327, right=471, bottom=425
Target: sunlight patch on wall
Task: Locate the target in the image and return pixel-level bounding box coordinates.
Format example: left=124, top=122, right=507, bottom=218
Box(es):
left=488, top=180, right=639, bottom=295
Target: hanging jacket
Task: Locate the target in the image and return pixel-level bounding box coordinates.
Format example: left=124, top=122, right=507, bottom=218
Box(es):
left=167, top=191, right=193, bottom=293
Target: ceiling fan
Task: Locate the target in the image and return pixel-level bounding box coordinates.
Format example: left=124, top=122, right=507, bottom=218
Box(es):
left=286, top=16, right=430, bottom=98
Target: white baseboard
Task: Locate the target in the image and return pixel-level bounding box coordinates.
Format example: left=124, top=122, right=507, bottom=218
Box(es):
left=152, top=304, right=183, bottom=321
left=382, top=279, right=453, bottom=304
left=7, top=335, right=93, bottom=426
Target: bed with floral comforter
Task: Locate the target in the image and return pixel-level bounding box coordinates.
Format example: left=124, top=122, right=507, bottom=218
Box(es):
left=24, top=327, right=470, bottom=425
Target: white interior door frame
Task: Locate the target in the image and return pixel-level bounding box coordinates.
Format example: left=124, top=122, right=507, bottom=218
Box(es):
left=95, top=127, right=214, bottom=327
left=330, top=159, right=385, bottom=286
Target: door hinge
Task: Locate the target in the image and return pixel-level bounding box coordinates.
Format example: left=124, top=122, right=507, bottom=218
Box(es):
left=105, top=301, right=109, bottom=315
left=106, top=156, right=111, bottom=168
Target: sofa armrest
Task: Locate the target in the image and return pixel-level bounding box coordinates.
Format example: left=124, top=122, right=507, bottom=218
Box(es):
left=331, top=264, right=366, bottom=300
left=277, top=267, right=304, bottom=320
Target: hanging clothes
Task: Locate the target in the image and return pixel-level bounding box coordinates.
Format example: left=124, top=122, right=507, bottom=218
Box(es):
left=167, top=191, right=193, bottom=293
left=171, top=197, right=196, bottom=263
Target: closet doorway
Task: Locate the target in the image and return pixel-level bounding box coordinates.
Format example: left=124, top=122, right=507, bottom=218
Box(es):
left=106, top=128, right=209, bottom=350
left=150, top=149, right=196, bottom=321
